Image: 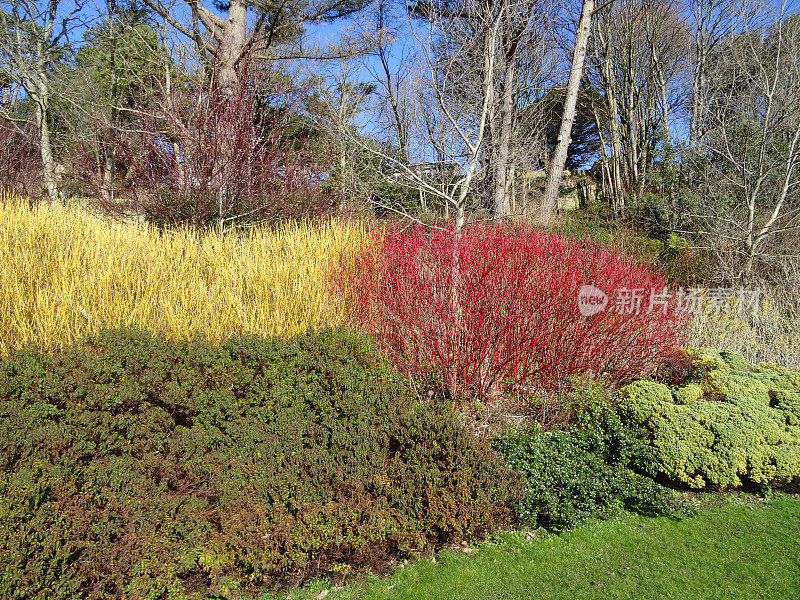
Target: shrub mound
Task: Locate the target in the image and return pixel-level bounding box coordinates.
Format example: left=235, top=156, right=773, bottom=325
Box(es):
left=618, top=349, right=800, bottom=489
left=495, top=400, right=682, bottom=531
left=0, top=328, right=518, bottom=598
left=339, top=225, right=688, bottom=402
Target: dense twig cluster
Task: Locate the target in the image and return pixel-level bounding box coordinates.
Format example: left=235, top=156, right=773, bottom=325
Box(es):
left=86, top=72, right=336, bottom=227
left=339, top=225, right=689, bottom=402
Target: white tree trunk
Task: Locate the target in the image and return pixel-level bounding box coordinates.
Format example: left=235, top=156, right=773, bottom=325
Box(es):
left=540, top=0, right=594, bottom=224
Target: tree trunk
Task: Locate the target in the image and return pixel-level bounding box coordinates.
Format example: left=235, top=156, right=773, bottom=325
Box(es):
left=540, top=0, right=594, bottom=224
left=623, top=88, right=638, bottom=186
left=217, top=0, right=248, bottom=95
left=690, top=33, right=707, bottom=148
left=448, top=8, right=502, bottom=230
left=102, top=152, right=114, bottom=200
left=34, top=83, right=58, bottom=204
left=492, top=57, right=516, bottom=221
left=597, top=41, right=625, bottom=208
left=101, top=25, right=121, bottom=202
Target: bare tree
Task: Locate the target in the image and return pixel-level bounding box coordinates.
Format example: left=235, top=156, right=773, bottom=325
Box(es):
left=312, top=56, right=377, bottom=211
left=362, top=0, right=414, bottom=164
left=329, top=0, right=505, bottom=227
left=0, top=0, right=86, bottom=203
left=700, top=4, right=800, bottom=280
left=65, top=3, right=169, bottom=201
left=484, top=0, right=557, bottom=220
left=686, top=0, right=763, bottom=147
left=142, top=0, right=372, bottom=95
left=587, top=0, right=689, bottom=207
left=334, top=0, right=557, bottom=225
left=413, top=1, right=505, bottom=227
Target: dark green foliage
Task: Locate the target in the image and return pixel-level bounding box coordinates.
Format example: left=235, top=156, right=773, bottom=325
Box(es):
left=0, top=328, right=518, bottom=598
left=494, top=402, right=682, bottom=531
left=618, top=349, right=800, bottom=489
left=539, top=84, right=601, bottom=172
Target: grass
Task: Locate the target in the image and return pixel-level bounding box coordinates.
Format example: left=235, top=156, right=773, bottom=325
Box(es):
left=283, top=495, right=800, bottom=600
left=0, top=193, right=366, bottom=354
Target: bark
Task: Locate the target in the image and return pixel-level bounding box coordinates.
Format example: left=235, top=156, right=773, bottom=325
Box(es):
left=102, top=152, right=114, bottom=199
left=690, top=37, right=705, bottom=147
left=591, top=104, right=609, bottom=190
left=144, top=0, right=245, bottom=91
left=35, top=93, right=58, bottom=204
left=540, top=0, right=594, bottom=224
left=453, top=13, right=502, bottom=229
left=29, top=33, right=58, bottom=205
left=598, top=42, right=625, bottom=207
left=660, top=72, right=669, bottom=134
left=492, top=56, right=516, bottom=221
left=648, top=33, right=670, bottom=136
left=101, top=26, right=120, bottom=201
left=216, top=0, right=248, bottom=95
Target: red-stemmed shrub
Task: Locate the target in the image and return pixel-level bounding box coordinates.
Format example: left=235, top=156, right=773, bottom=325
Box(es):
left=338, top=224, right=689, bottom=403
left=80, top=61, right=337, bottom=227
left=0, top=119, right=41, bottom=197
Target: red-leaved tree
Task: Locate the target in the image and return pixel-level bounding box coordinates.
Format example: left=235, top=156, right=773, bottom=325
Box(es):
left=338, top=225, right=689, bottom=404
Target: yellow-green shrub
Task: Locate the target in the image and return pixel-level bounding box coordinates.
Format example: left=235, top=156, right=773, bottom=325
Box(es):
left=618, top=352, right=800, bottom=489
left=0, top=195, right=366, bottom=353
left=673, top=382, right=703, bottom=405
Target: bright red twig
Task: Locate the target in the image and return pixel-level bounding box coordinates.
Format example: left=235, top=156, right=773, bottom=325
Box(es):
left=337, top=224, right=689, bottom=404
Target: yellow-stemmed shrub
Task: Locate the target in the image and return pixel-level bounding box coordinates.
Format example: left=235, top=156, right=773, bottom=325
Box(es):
left=0, top=193, right=365, bottom=354
left=689, top=284, right=800, bottom=369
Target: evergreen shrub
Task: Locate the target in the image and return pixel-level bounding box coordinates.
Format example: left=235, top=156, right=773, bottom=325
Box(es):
left=494, top=400, right=682, bottom=531
left=0, top=328, right=518, bottom=598
left=618, top=349, right=800, bottom=489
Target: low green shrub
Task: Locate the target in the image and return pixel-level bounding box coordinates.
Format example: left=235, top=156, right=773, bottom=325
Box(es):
left=673, top=382, right=704, bottom=405
left=0, top=328, right=519, bottom=598
left=494, top=401, right=682, bottom=531
left=618, top=350, right=800, bottom=490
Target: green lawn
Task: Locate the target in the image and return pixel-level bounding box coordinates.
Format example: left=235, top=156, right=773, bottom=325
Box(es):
left=284, top=495, right=800, bottom=600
